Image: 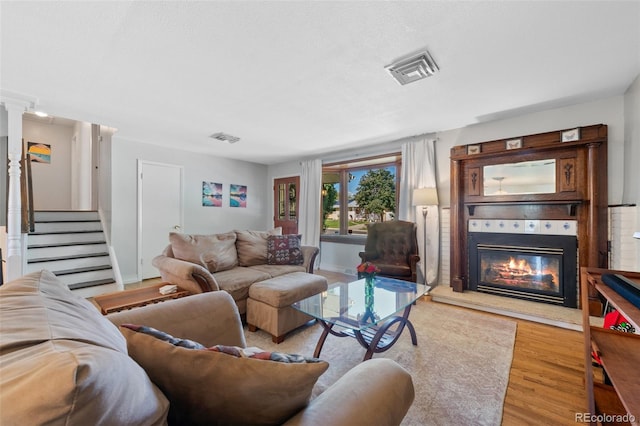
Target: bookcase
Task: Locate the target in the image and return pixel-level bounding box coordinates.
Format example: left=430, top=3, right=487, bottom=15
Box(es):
left=580, top=267, right=640, bottom=426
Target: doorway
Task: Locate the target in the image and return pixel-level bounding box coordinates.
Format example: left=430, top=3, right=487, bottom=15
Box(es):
left=138, top=160, right=183, bottom=280
left=273, top=176, right=299, bottom=235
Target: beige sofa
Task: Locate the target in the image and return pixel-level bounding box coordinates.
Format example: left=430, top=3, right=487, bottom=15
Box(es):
left=152, top=229, right=320, bottom=315
left=0, top=270, right=415, bottom=425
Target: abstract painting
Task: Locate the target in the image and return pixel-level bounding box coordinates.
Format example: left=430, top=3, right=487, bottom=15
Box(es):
left=230, top=184, right=247, bottom=208
left=28, top=142, right=51, bottom=164
left=202, top=181, right=222, bottom=207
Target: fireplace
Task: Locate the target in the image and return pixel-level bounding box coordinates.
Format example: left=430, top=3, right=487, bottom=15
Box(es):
left=468, top=232, right=577, bottom=308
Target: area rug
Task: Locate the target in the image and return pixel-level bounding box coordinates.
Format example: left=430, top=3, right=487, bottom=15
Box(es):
left=244, top=300, right=517, bottom=426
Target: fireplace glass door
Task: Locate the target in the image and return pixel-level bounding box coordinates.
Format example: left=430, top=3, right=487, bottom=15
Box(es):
left=468, top=233, right=577, bottom=307
left=479, top=247, right=561, bottom=299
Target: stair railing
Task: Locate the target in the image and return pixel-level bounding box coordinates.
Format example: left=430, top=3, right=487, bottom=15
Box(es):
left=20, top=146, right=34, bottom=233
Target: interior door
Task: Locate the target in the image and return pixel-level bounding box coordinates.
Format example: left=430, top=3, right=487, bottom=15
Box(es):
left=274, top=176, right=299, bottom=235
left=138, top=160, right=183, bottom=280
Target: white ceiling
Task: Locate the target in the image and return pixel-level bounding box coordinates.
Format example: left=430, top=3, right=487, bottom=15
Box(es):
left=2, top=1, right=639, bottom=165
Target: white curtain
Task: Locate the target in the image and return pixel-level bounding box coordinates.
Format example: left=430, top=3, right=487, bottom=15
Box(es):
left=299, top=159, right=322, bottom=260
left=398, top=138, right=439, bottom=286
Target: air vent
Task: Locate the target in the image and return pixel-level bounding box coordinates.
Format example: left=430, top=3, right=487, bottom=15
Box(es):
left=385, top=50, right=439, bottom=86
left=209, top=132, right=240, bottom=144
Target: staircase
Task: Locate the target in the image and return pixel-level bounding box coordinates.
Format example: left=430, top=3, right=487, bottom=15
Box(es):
left=26, top=211, right=120, bottom=297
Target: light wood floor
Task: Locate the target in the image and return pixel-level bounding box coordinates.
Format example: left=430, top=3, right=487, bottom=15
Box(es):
left=131, top=270, right=587, bottom=425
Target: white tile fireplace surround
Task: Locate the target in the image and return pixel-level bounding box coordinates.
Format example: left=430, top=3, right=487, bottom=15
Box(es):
left=468, top=219, right=577, bottom=236
left=467, top=219, right=578, bottom=308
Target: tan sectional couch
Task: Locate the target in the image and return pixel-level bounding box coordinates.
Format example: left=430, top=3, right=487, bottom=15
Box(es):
left=0, top=270, right=415, bottom=425
left=152, top=229, right=320, bottom=315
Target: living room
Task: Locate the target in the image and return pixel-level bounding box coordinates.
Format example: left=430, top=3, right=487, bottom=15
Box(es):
left=1, top=1, right=640, bottom=425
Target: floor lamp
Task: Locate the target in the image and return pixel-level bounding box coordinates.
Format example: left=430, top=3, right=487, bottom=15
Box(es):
left=412, top=188, right=439, bottom=285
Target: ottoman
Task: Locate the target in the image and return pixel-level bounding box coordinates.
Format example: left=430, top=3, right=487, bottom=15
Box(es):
left=247, top=272, right=328, bottom=343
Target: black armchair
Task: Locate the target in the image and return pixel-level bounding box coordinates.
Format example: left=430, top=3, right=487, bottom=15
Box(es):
left=358, top=220, right=420, bottom=283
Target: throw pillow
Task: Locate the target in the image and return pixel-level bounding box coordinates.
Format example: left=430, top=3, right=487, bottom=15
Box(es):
left=121, top=324, right=206, bottom=349
left=120, top=326, right=328, bottom=426
left=121, top=324, right=319, bottom=363
left=267, top=234, right=304, bottom=265
left=169, top=232, right=238, bottom=273
left=235, top=227, right=282, bottom=266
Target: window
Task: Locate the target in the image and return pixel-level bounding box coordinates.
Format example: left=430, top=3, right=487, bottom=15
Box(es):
left=321, top=154, right=401, bottom=238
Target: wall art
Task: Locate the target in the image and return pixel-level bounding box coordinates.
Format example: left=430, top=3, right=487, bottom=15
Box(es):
left=561, top=128, right=580, bottom=142
left=505, top=138, right=522, bottom=150
left=27, top=142, right=51, bottom=164
left=230, top=184, right=247, bottom=208
left=202, top=181, right=222, bottom=207
left=467, top=145, right=481, bottom=155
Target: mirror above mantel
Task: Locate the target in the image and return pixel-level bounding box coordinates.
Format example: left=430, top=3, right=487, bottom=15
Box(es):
left=483, top=159, right=556, bottom=196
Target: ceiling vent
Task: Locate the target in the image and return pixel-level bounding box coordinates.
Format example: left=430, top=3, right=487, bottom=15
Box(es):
left=385, top=50, right=439, bottom=86
left=209, top=132, right=240, bottom=144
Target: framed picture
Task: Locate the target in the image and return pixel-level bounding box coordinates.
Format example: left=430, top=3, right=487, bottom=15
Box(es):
left=467, top=145, right=481, bottom=155
left=505, top=138, right=522, bottom=150
left=202, top=181, right=222, bottom=207
left=27, top=142, right=51, bottom=164
left=561, top=128, right=580, bottom=142
left=230, top=184, right=247, bottom=208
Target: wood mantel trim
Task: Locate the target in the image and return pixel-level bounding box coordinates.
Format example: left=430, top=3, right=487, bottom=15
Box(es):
left=450, top=124, right=607, bottom=160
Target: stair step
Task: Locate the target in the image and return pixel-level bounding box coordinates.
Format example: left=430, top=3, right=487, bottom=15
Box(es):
left=28, top=240, right=106, bottom=249
left=34, top=211, right=99, bottom=221
left=69, top=278, right=117, bottom=290
left=32, top=221, right=103, bottom=233
left=54, top=268, right=115, bottom=286
left=28, top=231, right=106, bottom=247
left=54, top=265, right=113, bottom=276
left=28, top=252, right=110, bottom=264
left=25, top=255, right=111, bottom=274
left=27, top=243, right=108, bottom=260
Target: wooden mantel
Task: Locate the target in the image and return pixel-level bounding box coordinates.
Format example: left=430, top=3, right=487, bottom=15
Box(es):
left=449, top=124, right=608, bottom=309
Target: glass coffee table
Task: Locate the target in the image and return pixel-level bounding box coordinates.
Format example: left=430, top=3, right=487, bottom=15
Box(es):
left=292, top=276, right=429, bottom=361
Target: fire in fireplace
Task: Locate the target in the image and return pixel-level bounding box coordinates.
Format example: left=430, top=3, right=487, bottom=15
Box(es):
left=468, top=233, right=577, bottom=308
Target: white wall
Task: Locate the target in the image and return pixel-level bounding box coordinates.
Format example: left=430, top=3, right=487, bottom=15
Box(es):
left=71, top=121, right=92, bottom=210
left=98, top=127, right=114, bottom=244
left=0, top=110, right=7, bottom=226
left=111, top=137, right=269, bottom=283
left=623, top=74, right=640, bottom=269
left=274, top=95, right=628, bottom=277
left=624, top=74, right=640, bottom=206
left=23, top=120, right=73, bottom=210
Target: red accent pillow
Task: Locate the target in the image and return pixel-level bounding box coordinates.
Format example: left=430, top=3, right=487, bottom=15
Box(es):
left=267, top=234, right=304, bottom=265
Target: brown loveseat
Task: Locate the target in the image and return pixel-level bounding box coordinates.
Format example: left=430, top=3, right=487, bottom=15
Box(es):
left=0, top=270, right=415, bottom=425
left=152, top=229, right=320, bottom=315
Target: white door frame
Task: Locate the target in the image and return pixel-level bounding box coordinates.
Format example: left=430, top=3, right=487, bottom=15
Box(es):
left=136, top=159, right=184, bottom=281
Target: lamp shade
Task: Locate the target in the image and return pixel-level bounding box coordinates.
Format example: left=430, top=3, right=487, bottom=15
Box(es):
left=413, top=187, right=438, bottom=206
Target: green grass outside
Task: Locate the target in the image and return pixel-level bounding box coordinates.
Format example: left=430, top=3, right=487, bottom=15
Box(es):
left=324, top=219, right=367, bottom=228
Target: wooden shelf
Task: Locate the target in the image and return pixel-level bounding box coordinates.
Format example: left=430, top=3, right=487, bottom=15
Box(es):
left=581, top=267, right=640, bottom=426
left=595, top=282, right=640, bottom=331
left=591, top=327, right=640, bottom=420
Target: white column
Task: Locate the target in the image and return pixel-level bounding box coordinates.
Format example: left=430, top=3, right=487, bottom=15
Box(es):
left=1, top=90, right=36, bottom=281
left=3, top=101, right=26, bottom=280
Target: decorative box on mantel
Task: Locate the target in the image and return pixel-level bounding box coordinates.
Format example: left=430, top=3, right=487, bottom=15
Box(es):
left=449, top=124, right=608, bottom=312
